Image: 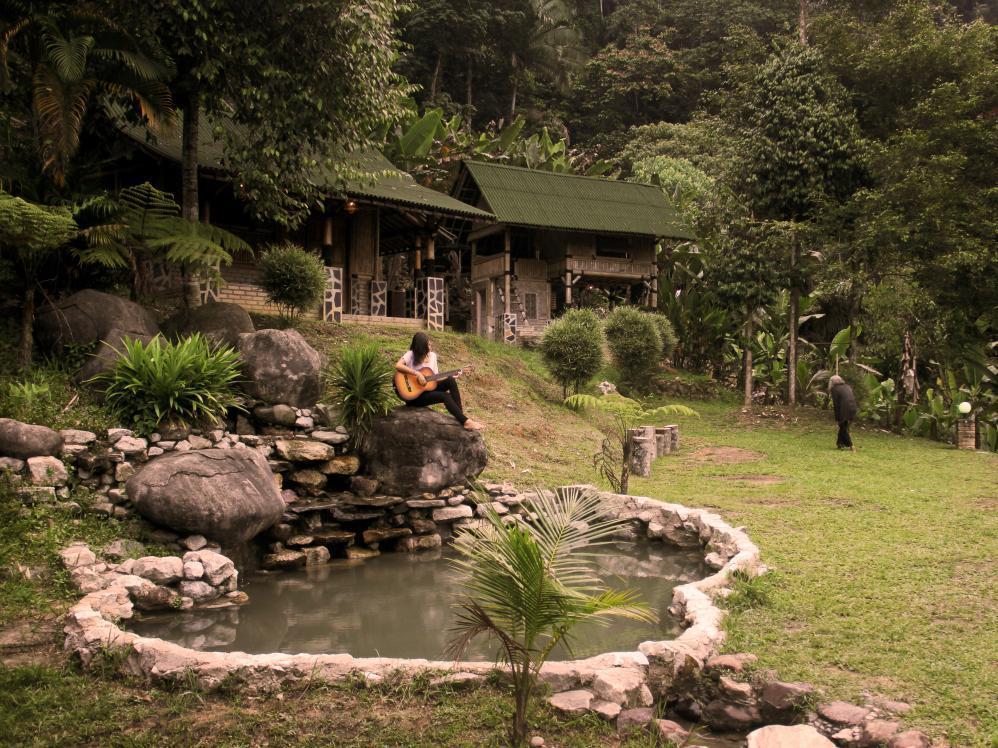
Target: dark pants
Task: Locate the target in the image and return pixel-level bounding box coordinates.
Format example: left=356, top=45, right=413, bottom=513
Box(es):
left=837, top=420, right=853, bottom=448
left=404, top=377, right=467, bottom=425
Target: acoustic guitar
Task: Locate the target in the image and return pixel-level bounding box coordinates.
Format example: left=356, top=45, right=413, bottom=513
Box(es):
left=394, top=365, right=474, bottom=401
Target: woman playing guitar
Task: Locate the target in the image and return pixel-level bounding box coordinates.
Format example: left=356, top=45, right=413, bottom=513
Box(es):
left=395, top=332, right=485, bottom=430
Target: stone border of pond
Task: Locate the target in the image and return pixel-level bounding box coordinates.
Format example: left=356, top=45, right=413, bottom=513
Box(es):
left=60, top=488, right=938, bottom=746
left=61, top=487, right=761, bottom=698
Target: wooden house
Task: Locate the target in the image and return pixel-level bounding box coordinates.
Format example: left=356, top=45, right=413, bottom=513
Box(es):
left=452, top=161, right=693, bottom=342
left=116, top=119, right=493, bottom=330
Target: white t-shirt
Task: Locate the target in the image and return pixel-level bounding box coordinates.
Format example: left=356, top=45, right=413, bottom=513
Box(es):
left=402, top=350, right=438, bottom=374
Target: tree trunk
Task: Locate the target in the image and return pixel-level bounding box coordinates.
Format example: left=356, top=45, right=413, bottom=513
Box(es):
left=508, top=55, right=519, bottom=124
left=788, top=285, right=799, bottom=407
left=510, top=667, right=530, bottom=747
left=17, top=283, right=35, bottom=371
left=181, top=94, right=201, bottom=309
left=181, top=94, right=200, bottom=223
left=429, top=50, right=442, bottom=100
left=465, top=54, right=473, bottom=110
left=743, top=316, right=754, bottom=407
left=798, top=0, right=808, bottom=44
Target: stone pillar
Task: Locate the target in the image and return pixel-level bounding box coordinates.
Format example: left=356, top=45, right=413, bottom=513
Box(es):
left=415, top=277, right=445, bottom=330
left=322, top=266, right=343, bottom=322
left=956, top=417, right=977, bottom=450
left=666, top=424, right=679, bottom=451
left=426, top=276, right=444, bottom=331
left=197, top=262, right=220, bottom=305
left=501, top=312, right=517, bottom=344
left=565, top=269, right=573, bottom=305
left=370, top=280, right=388, bottom=317
left=350, top=274, right=372, bottom=315
left=628, top=426, right=656, bottom=478
left=655, top=427, right=672, bottom=456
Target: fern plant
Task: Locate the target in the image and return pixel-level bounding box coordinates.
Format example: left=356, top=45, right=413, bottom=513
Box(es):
left=73, top=183, right=250, bottom=301
left=565, top=393, right=699, bottom=493
left=324, top=344, right=395, bottom=446
left=449, top=485, right=654, bottom=747
left=93, top=334, right=243, bottom=435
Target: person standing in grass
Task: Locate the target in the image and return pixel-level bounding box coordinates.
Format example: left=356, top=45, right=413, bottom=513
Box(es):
left=829, top=374, right=858, bottom=451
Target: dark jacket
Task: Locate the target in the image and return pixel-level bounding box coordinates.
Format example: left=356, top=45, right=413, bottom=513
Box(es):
left=831, top=382, right=858, bottom=422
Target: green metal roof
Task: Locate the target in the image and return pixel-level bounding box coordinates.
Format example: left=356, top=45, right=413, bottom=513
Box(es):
left=462, top=161, right=693, bottom=239
left=116, top=115, right=493, bottom=220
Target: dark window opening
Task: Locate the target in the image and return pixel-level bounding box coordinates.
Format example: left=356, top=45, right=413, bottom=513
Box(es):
left=596, top=235, right=630, bottom=258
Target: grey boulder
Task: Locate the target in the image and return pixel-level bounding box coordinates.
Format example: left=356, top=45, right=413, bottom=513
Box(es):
left=161, top=302, right=254, bottom=349
left=360, top=408, right=486, bottom=494
left=0, top=418, right=63, bottom=459
left=126, top=448, right=284, bottom=545
left=237, top=329, right=324, bottom=407
left=34, top=289, right=160, bottom=379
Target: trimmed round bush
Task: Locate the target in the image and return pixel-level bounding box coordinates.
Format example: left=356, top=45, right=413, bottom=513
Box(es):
left=258, top=242, right=327, bottom=323
left=644, top=312, right=678, bottom=362
left=604, top=306, right=662, bottom=390
left=540, top=309, right=605, bottom=397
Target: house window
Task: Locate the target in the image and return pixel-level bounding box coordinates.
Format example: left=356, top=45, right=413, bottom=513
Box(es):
left=524, top=293, right=538, bottom=319
left=596, top=235, right=629, bottom=258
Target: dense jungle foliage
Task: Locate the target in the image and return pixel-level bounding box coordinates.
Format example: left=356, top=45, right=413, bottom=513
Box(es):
left=0, top=0, right=995, bottom=447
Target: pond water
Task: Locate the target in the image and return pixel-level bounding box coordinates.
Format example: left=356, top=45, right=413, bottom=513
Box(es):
left=128, top=541, right=706, bottom=661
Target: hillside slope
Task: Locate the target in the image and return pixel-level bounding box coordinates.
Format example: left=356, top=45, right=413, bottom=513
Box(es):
left=299, top=320, right=607, bottom=485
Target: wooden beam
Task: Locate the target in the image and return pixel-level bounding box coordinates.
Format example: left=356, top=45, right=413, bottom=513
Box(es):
left=469, top=222, right=508, bottom=242
left=503, top=227, right=511, bottom=316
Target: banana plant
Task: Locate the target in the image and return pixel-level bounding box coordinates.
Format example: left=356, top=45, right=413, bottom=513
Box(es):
left=565, top=393, right=698, bottom=493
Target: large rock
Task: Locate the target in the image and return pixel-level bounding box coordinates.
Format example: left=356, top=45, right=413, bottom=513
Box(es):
left=161, top=302, right=254, bottom=349
left=747, top=725, right=835, bottom=748
left=34, top=289, right=160, bottom=379
left=360, top=408, right=487, bottom=494
left=237, top=329, right=324, bottom=407
left=126, top=449, right=284, bottom=545
left=0, top=419, right=63, bottom=459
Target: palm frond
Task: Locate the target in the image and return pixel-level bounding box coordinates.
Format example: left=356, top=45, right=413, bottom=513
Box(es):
left=0, top=16, right=30, bottom=92
left=41, top=24, right=94, bottom=81
left=32, top=65, right=94, bottom=184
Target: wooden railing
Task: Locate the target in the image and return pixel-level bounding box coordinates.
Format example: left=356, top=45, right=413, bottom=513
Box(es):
left=471, top=254, right=505, bottom=282
left=561, top=256, right=655, bottom=279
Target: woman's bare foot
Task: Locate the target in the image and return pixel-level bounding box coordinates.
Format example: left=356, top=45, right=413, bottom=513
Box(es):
left=464, top=418, right=485, bottom=430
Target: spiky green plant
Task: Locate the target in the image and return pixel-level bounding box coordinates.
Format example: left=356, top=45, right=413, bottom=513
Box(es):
left=93, top=334, right=243, bottom=435
left=565, top=393, right=699, bottom=493
left=449, top=485, right=655, bottom=747
left=324, top=344, right=395, bottom=445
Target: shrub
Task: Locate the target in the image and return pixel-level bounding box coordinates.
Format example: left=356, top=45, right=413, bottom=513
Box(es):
left=644, top=312, right=678, bottom=362
left=0, top=363, right=114, bottom=431
left=604, top=306, right=662, bottom=390
left=258, top=242, right=327, bottom=324
left=325, top=344, right=395, bottom=445
left=539, top=309, right=605, bottom=397
left=95, top=334, right=243, bottom=435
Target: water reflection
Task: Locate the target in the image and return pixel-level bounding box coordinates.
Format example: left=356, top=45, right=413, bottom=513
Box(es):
left=128, top=542, right=705, bottom=661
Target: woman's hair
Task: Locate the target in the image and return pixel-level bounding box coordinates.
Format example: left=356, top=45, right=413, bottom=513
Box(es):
left=409, top=332, right=430, bottom=365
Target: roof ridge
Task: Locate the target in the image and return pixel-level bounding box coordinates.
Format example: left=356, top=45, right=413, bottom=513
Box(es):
left=464, top=159, right=661, bottom=190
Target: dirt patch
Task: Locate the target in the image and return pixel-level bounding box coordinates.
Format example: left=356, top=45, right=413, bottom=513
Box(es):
left=691, top=447, right=766, bottom=464
left=718, top=474, right=784, bottom=485
left=0, top=618, right=64, bottom=667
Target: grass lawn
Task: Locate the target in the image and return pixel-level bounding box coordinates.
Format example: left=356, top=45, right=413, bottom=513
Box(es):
left=1, top=321, right=994, bottom=746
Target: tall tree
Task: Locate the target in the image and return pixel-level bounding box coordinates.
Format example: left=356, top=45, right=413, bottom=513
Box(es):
left=0, top=3, right=174, bottom=191
left=741, top=44, right=864, bottom=405
left=115, top=0, right=409, bottom=228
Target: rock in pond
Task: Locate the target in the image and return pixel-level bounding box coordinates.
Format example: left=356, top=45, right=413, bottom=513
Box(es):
left=747, top=725, right=835, bottom=748
left=359, top=408, right=487, bottom=494
left=0, top=418, right=63, bottom=460
left=160, top=302, right=254, bottom=349
left=126, top=449, right=284, bottom=545
left=237, top=329, right=324, bottom=407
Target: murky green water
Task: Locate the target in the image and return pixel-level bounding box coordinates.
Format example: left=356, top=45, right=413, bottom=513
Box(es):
left=129, top=542, right=705, bottom=661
